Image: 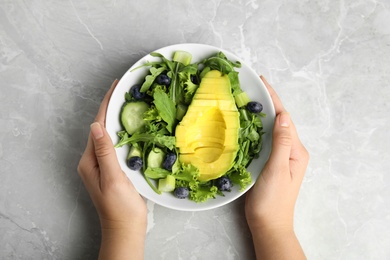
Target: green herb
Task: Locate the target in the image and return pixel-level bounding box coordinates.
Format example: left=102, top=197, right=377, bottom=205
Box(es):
left=201, top=52, right=241, bottom=74
left=140, top=67, right=166, bottom=92
left=145, top=167, right=171, bottom=179
left=153, top=88, right=176, bottom=133
left=115, top=131, right=175, bottom=150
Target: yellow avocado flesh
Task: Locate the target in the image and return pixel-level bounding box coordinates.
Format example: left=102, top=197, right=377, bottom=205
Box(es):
left=175, top=70, right=239, bottom=182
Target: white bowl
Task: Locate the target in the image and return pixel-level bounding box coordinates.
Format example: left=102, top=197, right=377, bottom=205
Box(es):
left=106, top=43, right=275, bottom=211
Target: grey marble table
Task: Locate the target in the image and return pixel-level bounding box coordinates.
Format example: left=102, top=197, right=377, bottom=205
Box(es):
left=1, top=1, right=389, bottom=259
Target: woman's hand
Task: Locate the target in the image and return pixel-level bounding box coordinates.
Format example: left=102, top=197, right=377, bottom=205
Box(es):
left=245, top=76, right=309, bottom=259
left=77, top=80, right=147, bottom=260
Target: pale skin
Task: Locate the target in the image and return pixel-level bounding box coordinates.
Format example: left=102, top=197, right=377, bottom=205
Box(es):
left=77, top=80, right=147, bottom=260
left=77, top=76, right=309, bottom=260
left=245, top=76, right=309, bottom=260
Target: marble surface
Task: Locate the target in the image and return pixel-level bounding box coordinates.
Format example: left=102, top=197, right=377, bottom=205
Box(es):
left=1, top=0, right=389, bottom=259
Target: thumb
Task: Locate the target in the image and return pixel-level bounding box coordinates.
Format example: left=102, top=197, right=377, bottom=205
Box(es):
left=267, top=111, right=293, bottom=171
left=90, top=122, right=122, bottom=176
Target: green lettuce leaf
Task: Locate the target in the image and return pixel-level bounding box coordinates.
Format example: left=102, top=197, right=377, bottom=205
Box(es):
left=174, top=163, right=199, bottom=182
left=153, top=88, right=177, bottom=133
left=228, top=165, right=252, bottom=191
left=190, top=185, right=218, bottom=203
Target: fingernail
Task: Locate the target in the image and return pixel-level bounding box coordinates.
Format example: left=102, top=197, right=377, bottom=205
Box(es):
left=279, top=112, right=290, bottom=127
left=90, top=122, right=104, bottom=140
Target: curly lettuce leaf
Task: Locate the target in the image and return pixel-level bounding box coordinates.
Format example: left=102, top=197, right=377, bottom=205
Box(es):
left=178, top=69, right=199, bottom=104
left=228, top=165, right=252, bottom=191
left=173, top=163, right=199, bottom=182
left=190, top=185, right=218, bottom=203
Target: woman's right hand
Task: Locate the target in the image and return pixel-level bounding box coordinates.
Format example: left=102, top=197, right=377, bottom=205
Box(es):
left=245, top=76, right=309, bottom=259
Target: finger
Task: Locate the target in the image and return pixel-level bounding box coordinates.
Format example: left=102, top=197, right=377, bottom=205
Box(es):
left=289, top=122, right=310, bottom=181
left=78, top=133, right=98, bottom=179
left=260, top=75, right=285, bottom=114
left=265, top=111, right=293, bottom=172
left=287, top=119, right=308, bottom=162
left=90, top=121, right=122, bottom=181
left=91, top=122, right=122, bottom=181
left=95, top=79, right=119, bottom=126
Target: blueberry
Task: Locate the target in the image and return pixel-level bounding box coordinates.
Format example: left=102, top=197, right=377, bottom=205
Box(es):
left=190, top=74, right=199, bottom=84
left=127, top=156, right=142, bottom=171
left=130, top=84, right=145, bottom=100
left=156, top=74, right=171, bottom=86
left=162, top=152, right=177, bottom=171
left=174, top=187, right=189, bottom=199
left=246, top=101, right=263, bottom=113
left=216, top=176, right=232, bottom=191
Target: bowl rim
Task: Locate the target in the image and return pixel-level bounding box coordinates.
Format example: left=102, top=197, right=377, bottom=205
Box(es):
left=106, top=43, right=275, bottom=211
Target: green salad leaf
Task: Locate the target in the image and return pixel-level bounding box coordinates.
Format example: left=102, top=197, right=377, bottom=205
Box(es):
left=153, top=88, right=176, bottom=133
left=140, top=67, right=166, bottom=92
left=144, top=167, right=170, bottom=179
left=174, top=163, right=199, bottom=183
left=201, top=52, right=241, bottom=74
left=190, top=185, right=218, bottom=203
left=115, top=131, right=175, bottom=150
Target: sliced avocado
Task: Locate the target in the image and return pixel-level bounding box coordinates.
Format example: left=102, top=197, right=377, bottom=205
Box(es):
left=175, top=70, right=240, bottom=182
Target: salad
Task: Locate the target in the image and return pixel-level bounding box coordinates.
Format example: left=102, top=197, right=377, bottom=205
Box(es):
left=115, top=50, right=266, bottom=203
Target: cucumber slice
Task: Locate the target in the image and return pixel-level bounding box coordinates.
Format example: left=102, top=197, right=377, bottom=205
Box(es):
left=234, top=91, right=250, bottom=108
left=158, top=175, right=176, bottom=192
left=121, top=101, right=149, bottom=135
left=127, top=145, right=142, bottom=160
left=147, top=147, right=165, bottom=168
left=173, top=51, right=192, bottom=66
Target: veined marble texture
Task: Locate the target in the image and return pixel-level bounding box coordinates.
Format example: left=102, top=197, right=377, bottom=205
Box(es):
left=0, top=0, right=389, bottom=259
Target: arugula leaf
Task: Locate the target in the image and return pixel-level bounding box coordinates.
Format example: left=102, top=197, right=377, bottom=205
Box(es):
left=153, top=88, right=177, bottom=133
left=115, top=131, right=175, bottom=150
left=228, top=71, right=242, bottom=96
left=169, top=63, right=182, bottom=104
left=140, top=67, right=166, bottom=92
left=150, top=52, right=176, bottom=71
left=234, top=108, right=266, bottom=171
left=144, top=167, right=170, bottom=179
left=125, top=92, right=132, bottom=102
left=201, top=51, right=241, bottom=74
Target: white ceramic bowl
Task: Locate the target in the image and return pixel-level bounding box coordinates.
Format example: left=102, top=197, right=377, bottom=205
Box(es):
left=106, top=43, right=275, bottom=211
